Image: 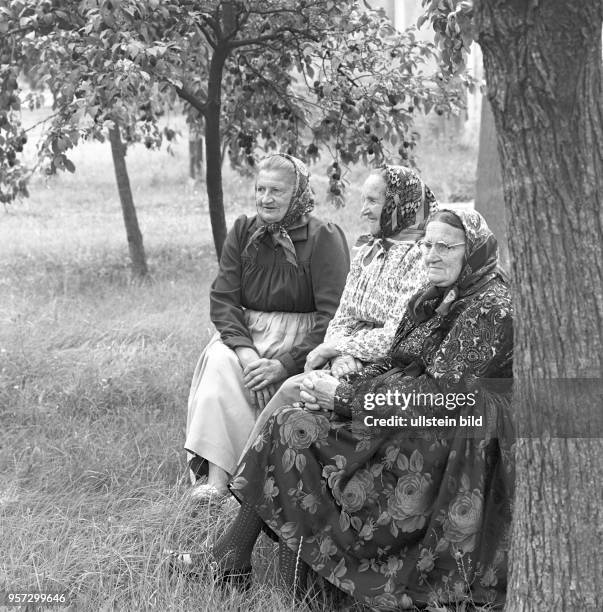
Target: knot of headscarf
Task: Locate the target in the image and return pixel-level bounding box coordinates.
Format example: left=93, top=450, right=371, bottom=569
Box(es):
left=361, top=165, right=439, bottom=265
left=407, top=208, right=500, bottom=323
left=244, top=153, right=315, bottom=267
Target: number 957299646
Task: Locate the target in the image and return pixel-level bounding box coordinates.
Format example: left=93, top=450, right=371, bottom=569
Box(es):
left=2, top=591, right=70, bottom=607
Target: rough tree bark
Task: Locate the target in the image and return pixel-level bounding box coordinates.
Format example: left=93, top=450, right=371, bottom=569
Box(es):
left=475, top=1, right=602, bottom=610
left=108, top=125, right=148, bottom=278
left=475, top=94, right=508, bottom=270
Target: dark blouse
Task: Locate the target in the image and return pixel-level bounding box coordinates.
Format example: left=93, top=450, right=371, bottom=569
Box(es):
left=210, top=214, right=350, bottom=375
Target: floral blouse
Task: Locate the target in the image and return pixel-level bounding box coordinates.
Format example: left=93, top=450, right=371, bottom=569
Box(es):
left=324, top=239, right=427, bottom=362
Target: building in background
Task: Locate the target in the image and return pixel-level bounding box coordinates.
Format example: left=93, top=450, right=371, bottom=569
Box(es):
left=371, top=0, right=483, bottom=135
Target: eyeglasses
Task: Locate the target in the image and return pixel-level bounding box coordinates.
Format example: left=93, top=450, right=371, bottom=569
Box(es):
left=417, top=240, right=466, bottom=256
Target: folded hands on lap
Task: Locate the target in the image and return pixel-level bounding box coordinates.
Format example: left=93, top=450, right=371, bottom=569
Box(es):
left=296, top=370, right=339, bottom=412
left=235, top=346, right=287, bottom=410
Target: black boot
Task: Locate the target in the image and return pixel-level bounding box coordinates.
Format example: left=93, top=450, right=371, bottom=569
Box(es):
left=278, top=539, right=312, bottom=601
left=210, top=500, right=264, bottom=590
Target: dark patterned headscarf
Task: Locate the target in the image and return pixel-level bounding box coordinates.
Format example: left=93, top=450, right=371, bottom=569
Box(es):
left=244, top=153, right=315, bottom=267
left=378, top=165, right=439, bottom=238
left=407, top=208, right=500, bottom=322
left=359, top=165, right=439, bottom=263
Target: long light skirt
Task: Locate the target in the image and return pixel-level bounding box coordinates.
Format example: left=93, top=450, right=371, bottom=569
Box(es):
left=185, top=310, right=315, bottom=476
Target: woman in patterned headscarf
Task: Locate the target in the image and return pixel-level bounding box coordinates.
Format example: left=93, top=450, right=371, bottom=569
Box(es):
left=187, top=209, right=513, bottom=610
left=307, top=164, right=439, bottom=375
left=184, top=153, right=349, bottom=501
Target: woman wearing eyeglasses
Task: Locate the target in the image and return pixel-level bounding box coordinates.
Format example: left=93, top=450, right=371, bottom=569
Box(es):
left=197, top=208, right=514, bottom=610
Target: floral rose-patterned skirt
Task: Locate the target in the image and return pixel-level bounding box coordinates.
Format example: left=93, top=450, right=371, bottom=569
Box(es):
left=230, top=404, right=514, bottom=610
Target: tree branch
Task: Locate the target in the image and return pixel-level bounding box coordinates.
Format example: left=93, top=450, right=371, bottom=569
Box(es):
left=227, top=26, right=322, bottom=49
left=173, top=83, right=208, bottom=117
left=245, top=7, right=306, bottom=18
left=199, top=23, right=217, bottom=48
left=236, top=4, right=251, bottom=31
left=236, top=56, right=316, bottom=127
left=0, top=25, right=37, bottom=38
left=23, top=109, right=65, bottom=133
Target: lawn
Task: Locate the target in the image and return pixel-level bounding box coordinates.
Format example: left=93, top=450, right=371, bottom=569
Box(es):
left=0, top=110, right=479, bottom=611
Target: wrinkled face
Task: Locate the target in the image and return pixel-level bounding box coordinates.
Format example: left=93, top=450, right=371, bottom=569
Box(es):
left=255, top=168, right=295, bottom=224
left=360, top=173, right=387, bottom=235
left=423, top=221, right=466, bottom=287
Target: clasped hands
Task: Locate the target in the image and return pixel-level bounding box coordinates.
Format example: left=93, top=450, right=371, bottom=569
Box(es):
left=236, top=347, right=287, bottom=410
left=305, top=343, right=364, bottom=379
left=296, top=370, right=339, bottom=412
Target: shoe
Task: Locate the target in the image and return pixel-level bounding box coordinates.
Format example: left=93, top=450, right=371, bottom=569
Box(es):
left=166, top=550, right=203, bottom=579
left=208, top=558, right=252, bottom=591
left=166, top=549, right=252, bottom=590
left=190, top=483, right=228, bottom=505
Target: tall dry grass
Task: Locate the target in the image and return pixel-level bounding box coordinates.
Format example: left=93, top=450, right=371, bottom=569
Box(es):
left=1, top=109, right=479, bottom=611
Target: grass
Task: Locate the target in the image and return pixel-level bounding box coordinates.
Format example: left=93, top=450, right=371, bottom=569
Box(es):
left=0, top=108, right=479, bottom=611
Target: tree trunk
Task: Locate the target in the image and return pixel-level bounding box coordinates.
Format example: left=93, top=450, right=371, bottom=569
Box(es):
left=475, top=1, right=603, bottom=610
left=475, top=93, right=508, bottom=270
left=204, top=44, right=229, bottom=260
left=189, top=130, right=205, bottom=180
left=108, top=125, right=148, bottom=278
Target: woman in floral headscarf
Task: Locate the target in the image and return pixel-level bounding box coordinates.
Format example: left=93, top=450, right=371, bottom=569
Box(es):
left=192, top=209, right=513, bottom=609
left=184, top=153, right=349, bottom=500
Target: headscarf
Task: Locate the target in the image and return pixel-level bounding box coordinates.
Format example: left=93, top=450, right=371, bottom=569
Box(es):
left=379, top=165, right=439, bottom=237
left=243, top=153, right=315, bottom=267
left=407, top=208, right=500, bottom=323
left=358, top=165, right=439, bottom=263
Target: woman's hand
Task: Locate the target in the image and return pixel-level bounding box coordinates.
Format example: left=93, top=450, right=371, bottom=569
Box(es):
left=304, top=343, right=340, bottom=372
left=243, top=358, right=287, bottom=391
left=235, top=347, right=261, bottom=371
left=253, top=384, right=277, bottom=411
left=298, top=371, right=339, bottom=411
left=331, top=354, right=364, bottom=379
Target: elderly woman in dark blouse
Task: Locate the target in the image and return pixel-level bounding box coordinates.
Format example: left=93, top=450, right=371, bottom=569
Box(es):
left=185, top=153, right=349, bottom=500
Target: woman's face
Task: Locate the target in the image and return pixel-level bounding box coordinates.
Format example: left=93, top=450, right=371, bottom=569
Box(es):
left=255, top=168, right=295, bottom=224
left=423, top=221, right=466, bottom=287
left=360, top=174, right=386, bottom=235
